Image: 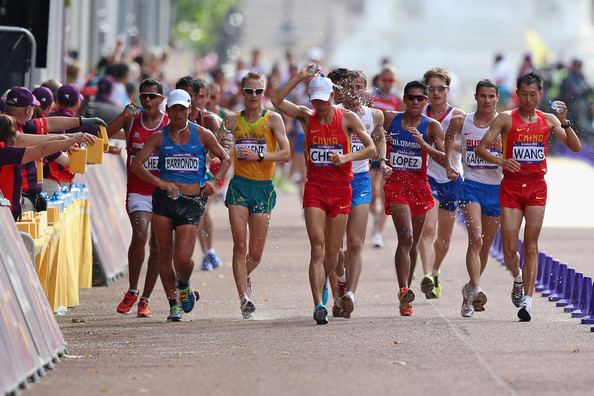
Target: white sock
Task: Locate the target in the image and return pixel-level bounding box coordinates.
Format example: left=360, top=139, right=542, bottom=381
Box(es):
left=513, top=273, right=523, bottom=283
left=524, top=295, right=532, bottom=306
left=128, top=289, right=139, bottom=295
left=432, top=270, right=440, bottom=277
left=207, top=248, right=216, bottom=255
left=338, top=274, right=346, bottom=283
left=345, top=291, right=355, bottom=302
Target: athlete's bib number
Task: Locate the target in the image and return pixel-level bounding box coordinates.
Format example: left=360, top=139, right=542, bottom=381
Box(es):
left=351, top=141, right=364, bottom=153
left=131, top=154, right=159, bottom=171
left=465, top=149, right=499, bottom=169
left=390, top=152, right=422, bottom=170
left=512, top=143, right=545, bottom=164
left=310, top=145, right=343, bottom=166
left=235, top=139, right=267, bottom=160
left=164, top=156, right=199, bottom=171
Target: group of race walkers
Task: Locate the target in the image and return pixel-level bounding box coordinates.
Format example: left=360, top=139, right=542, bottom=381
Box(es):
left=110, top=63, right=581, bottom=325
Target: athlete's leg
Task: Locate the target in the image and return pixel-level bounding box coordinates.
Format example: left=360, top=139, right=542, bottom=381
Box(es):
left=409, top=213, right=427, bottom=286
left=246, top=212, right=271, bottom=275
left=500, top=207, right=524, bottom=278
left=521, top=205, right=545, bottom=297
left=172, top=224, right=198, bottom=284
left=345, top=203, right=370, bottom=293
left=418, top=200, right=438, bottom=275
left=153, top=214, right=176, bottom=301
left=390, top=203, right=414, bottom=289
left=432, top=207, right=457, bottom=273
left=229, top=205, right=250, bottom=298
left=463, top=202, right=483, bottom=288
left=197, top=203, right=212, bottom=253
left=127, top=211, right=152, bottom=291
left=370, top=171, right=387, bottom=244
left=305, top=207, right=328, bottom=305
left=140, top=224, right=160, bottom=299
left=323, top=214, right=349, bottom=290
left=479, top=214, right=500, bottom=275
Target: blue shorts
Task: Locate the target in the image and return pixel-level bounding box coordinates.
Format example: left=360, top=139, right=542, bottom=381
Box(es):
left=293, top=119, right=305, bottom=154
left=460, top=179, right=500, bottom=217
left=351, top=172, right=372, bottom=207
left=428, top=175, right=461, bottom=212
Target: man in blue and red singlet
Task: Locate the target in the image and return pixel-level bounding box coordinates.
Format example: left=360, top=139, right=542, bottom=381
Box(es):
left=477, top=72, right=581, bottom=321
left=383, top=80, right=447, bottom=317
left=272, top=65, right=376, bottom=325
left=108, top=78, right=169, bottom=318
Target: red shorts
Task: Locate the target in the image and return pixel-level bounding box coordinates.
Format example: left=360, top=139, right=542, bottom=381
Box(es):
left=303, top=181, right=351, bottom=217
left=500, top=177, right=547, bottom=209
left=384, top=176, right=434, bottom=217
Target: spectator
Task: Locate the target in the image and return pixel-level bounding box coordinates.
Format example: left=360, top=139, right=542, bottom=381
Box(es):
left=32, top=87, right=54, bottom=118
left=559, top=58, right=593, bottom=137
left=84, top=77, right=120, bottom=123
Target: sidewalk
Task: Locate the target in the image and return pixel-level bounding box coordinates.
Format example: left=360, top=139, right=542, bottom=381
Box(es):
left=28, top=183, right=594, bottom=395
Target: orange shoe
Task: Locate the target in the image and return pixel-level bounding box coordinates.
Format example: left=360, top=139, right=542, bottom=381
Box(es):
left=137, top=298, right=152, bottom=318
left=116, top=291, right=138, bottom=314
left=399, top=287, right=415, bottom=316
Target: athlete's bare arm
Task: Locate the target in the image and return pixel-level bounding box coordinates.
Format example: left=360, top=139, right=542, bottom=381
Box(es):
left=131, top=132, right=173, bottom=194
left=198, top=127, right=232, bottom=196
left=371, top=108, right=392, bottom=179
left=545, top=102, right=582, bottom=152
left=331, top=110, right=376, bottom=165
left=270, top=66, right=313, bottom=123
left=444, top=115, right=464, bottom=179
left=107, top=106, right=134, bottom=138
left=476, top=112, right=519, bottom=172
left=264, top=112, right=291, bottom=162
left=410, top=119, right=446, bottom=167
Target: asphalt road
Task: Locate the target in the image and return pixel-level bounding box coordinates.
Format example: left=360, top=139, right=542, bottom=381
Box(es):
left=27, top=168, right=594, bottom=396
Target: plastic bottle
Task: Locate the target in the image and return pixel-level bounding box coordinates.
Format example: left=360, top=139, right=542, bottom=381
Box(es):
left=55, top=306, right=67, bottom=315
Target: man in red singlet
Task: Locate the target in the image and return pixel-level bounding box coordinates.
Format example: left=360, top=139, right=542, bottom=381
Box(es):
left=477, top=72, right=581, bottom=321
left=271, top=65, right=376, bottom=325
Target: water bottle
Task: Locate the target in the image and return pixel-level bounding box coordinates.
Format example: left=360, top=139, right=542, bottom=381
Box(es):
left=127, top=103, right=143, bottom=117
left=306, top=63, right=321, bottom=77
left=549, top=100, right=565, bottom=114
left=55, top=306, right=67, bottom=315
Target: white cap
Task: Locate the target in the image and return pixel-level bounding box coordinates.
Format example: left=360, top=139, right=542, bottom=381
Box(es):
left=308, top=76, right=334, bottom=102
left=166, top=89, right=191, bottom=108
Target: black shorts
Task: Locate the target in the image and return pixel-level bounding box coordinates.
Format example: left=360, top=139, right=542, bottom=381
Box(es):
left=152, top=188, right=207, bottom=228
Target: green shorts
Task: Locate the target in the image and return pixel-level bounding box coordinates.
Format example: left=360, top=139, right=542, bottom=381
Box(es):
left=225, top=175, right=276, bottom=214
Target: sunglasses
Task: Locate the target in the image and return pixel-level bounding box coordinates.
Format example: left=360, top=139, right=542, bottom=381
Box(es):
left=243, top=88, right=264, bottom=95
left=404, top=94, right=427, bottom=102
left=428, top=85, right=449, bottom=93
left=139, top=93, right=163, bottom=100
left=381, top=78, right=395, bottom=83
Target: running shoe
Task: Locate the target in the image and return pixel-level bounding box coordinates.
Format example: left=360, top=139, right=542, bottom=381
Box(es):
left=371, top=232, right=384, bottom=248
left=208, top=252, right=223, bottom=269
left=313, top=304, right=329, bottom=325
left=420, top=275, right=437, bottom=299
left=517, top=301, right=532, bottom=322
left=461, top=284, right=475, bottom=318
left=473, top=290, right=488, bottom=312
left=322, top=278, right=330, bottom=306
left=200, top=254, right=213, bottom=271
left=167, top=304, right=182, bottom=322
left=332, top=303, right=345, bottom=318
left=398, top=287, right=415, bottom=316
left=116, top=291, right=138, bottom=314
left=241, top=298, right=256, bottom=319
left=341, top=291, right=355, bottom=319
left=433, top=274, right=442, bottom=298
left=511, top=280, right=525, bottom=307
left=136, top=298, right=152, bottom=318
left=178, top=283, right=196, bottom=313
left=246, top=276, right=254, bottom=299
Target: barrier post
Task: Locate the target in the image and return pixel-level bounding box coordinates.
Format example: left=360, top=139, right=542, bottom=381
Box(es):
left=572, top=277, right=592, bottom=318
left=535, top=252, right=545, bottom=289
left=536, top=255, right=552, bottom=293
left=542, top=260, right=559, bottom=297
left=564, top=272, right=584, bottom=313
left=517, top=240, right=524, bottom=269
left=581, top=280, right=594, bottom=325
left=556, top=267, right=575, bottom=307
left=548, top=263, right=567, bottom=302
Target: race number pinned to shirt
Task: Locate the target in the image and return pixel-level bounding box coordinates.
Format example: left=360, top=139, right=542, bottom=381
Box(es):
left=235, top=138, right=267, bottom=160
left=164, top=155, right=200, bottom=171
left=131, top=154, right=160, bottom=171
left=512, top=142, right=545, bottom=164
left=389, top=151, right=422, bottom=170
left=465, top=147, right=499, bottom=169
left=310, top=144, right=343, bottom=166
left=351, top=135, right=364, bottom=154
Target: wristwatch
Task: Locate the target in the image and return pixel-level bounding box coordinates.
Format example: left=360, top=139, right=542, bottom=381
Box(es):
left=561, top=120, right=573, bottom=129
left=258, top=151, right=265, bottom=162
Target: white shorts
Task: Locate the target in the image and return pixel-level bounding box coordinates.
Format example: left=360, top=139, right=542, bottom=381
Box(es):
left=127, top=193, right=153, bottom=213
